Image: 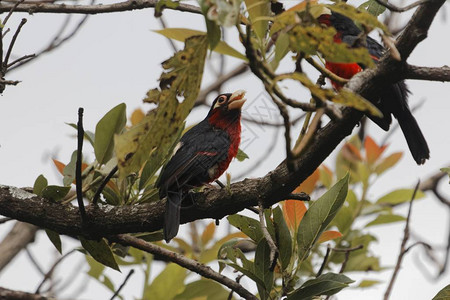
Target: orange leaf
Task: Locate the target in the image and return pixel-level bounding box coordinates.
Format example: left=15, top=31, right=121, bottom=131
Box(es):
left=283, top=200, right=307, bottom=230
left=201, top=222, right=216, bottom=246
left=342, top=143, right=363, bottom=162
left=317, top=230, right=342, bottom=244
left=130, top=108, right=145, bottom=126
left=52, top=159, right=66, bottom=176
left=294, top=168, right=320, bottom=194
left=365, top=136, right=387, bottom=165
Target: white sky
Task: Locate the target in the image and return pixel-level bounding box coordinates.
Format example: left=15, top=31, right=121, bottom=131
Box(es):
left=0, top=1, right=449, bottom=299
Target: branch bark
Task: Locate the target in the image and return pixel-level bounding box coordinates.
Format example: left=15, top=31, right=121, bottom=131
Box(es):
left=0, top=0, right=201, bottom=15
left=0, top=221, right=38, bottom=272
left=405, top=64, right=450, bottom=82
left=0, top=287, right=50, bottom=300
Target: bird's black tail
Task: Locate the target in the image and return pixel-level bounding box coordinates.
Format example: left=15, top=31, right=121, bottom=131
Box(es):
left=396, top=109, right=430, bottom=165
left=164, top=191, right=182, bottom=243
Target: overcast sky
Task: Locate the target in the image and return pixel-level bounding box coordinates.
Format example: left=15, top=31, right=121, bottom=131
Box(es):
left=0, top=1, right=449, bottom=299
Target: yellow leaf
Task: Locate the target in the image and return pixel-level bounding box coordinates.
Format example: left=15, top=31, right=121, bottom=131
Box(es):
left=317, top=230, right=342, bottom=243
left=244, top=0, right=271, bottom=40
left=154, top=28, right=247, bottom=61
left=201, top=222, right=216, bottom=246
left=130, top=108, right=145, bottom=126
left=333, top=89, right=382, bottom=117
left=115, top=36, right=208, bottom=178
left=374, top=152, right=403, bottom=175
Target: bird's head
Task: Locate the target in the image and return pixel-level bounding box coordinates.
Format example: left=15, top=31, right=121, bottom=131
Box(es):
left=206, top=90, right=246, bottom=129
left=317, top=11, right=361, bottom=36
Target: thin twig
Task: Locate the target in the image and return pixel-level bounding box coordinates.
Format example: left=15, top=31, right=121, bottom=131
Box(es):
left=109, top=269, right=135, bottom=300
left=0, top=0, right=202, bottom=15
left=9, top=3, right=92, bottom=71
left=93, top=165, right=118, bottom=205
left=111, top=234, right=258, bottom=300
left=159, top=16, right=178, bottom=52
left=2, top=0, right=25, bottom=26
left=383, top=180, right=420, bottom=300
left=335, top=244, right=364, bottom=273
left=284, top=193, right=310, bottom=201
left=76, top=108, right=86, bottom=221
left=3, top=18, right=27, bottom=68
left=258, top=200, right=279, bottom=271
left=316, top=245, right=331, bottom=277
left=35, top=249, right=77, bottom=294
left=375, top=0, right=432, bottom=13
left=305, top=57, right=349, bottom=85
left=6, top=54, right=35, bottom=68
left=25, top=248, right=45, bottom=275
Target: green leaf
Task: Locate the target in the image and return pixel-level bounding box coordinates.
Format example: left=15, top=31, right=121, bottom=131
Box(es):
left=365, top=214, right=406, bottom=227
left=199, top=1, right=222, bottom=50
left=94, top=103, right=127, bottom=165
left=174, top=279, right=231, bottom=300
left=236, top=148, right=249, bottom=162
left=273, top=206, right=292, bottom=270
left=115, top=36, right=208, bottom=179
left=62, top=151, right=77, bottom=186
left=376, top=188, right=425, bottom=205
left=66, top=123, right=95, bottom=147
left=245, top=0, right=270, bottom=40
left=374, top=152, right=403, bottom=175
left=154, top=28, right=247, bottom=60
left=344, top=253, right=381, bottom=272
left=86, top=255, right=105, bottom=279
left=227, top=214, right=264, bottom=242
left=144, top=263, right=186, bottom=300
left=45, top=229, right=62, bottom=254
left=297, top=174, right=349, bottom=263
left=33, top=174, right=48, bottom=196
left=275, top=32, right=290, bottom=65
left=79, top=237, right=120, bottom=271
left=137, top=231, right=164, bottom=242
left=357, top=279, right=382, bottom=288
left=224, top=261, right=266, bottom=288
left=288, top=273, right=354, bottom=299
left=359, top=0, right=387, bottom=16
left=433, top=284, right=450, bottom=300
left=41, top=185, right=70, bottom=201
left=254, top=239, right=274, bottom=300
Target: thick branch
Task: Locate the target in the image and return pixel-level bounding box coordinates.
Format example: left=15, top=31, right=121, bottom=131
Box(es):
left=0, top=221, right=38, bottom=272
left=0, top=287, right=50, bottom=300
left=0, top=0, right=201, bottom=15
left=405, top=64, right=450, bottom=82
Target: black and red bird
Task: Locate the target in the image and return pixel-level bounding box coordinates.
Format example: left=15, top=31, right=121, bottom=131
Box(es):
left=157, top=90, right=246, bottom=242
left=318, top=11, right=430, bottom=165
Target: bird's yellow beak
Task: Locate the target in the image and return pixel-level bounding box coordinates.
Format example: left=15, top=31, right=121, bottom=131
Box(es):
left=228, top=90, right=246, bottom=110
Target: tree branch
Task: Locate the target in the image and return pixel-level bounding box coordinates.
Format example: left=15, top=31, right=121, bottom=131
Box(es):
left=110, top=234, right=257, bottom=300
left=0, top=0, right=201, bottom=15
left=0, top=221, right=38, bottom=272
left=405, top=64, right=450, bottom=82
left=0, top=287, right=50, bottom=300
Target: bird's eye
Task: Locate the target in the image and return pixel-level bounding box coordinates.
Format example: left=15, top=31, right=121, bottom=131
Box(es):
left=217, top=96, right=226, bottom=104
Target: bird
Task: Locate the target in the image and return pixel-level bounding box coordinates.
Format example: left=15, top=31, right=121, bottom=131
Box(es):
left=317, top=11, right=430, bottom=165
left=157, top=90, right=246, bottom=242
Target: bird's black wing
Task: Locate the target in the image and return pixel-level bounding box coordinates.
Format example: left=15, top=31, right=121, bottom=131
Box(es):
left=157, top=120, right=231, bottom=196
